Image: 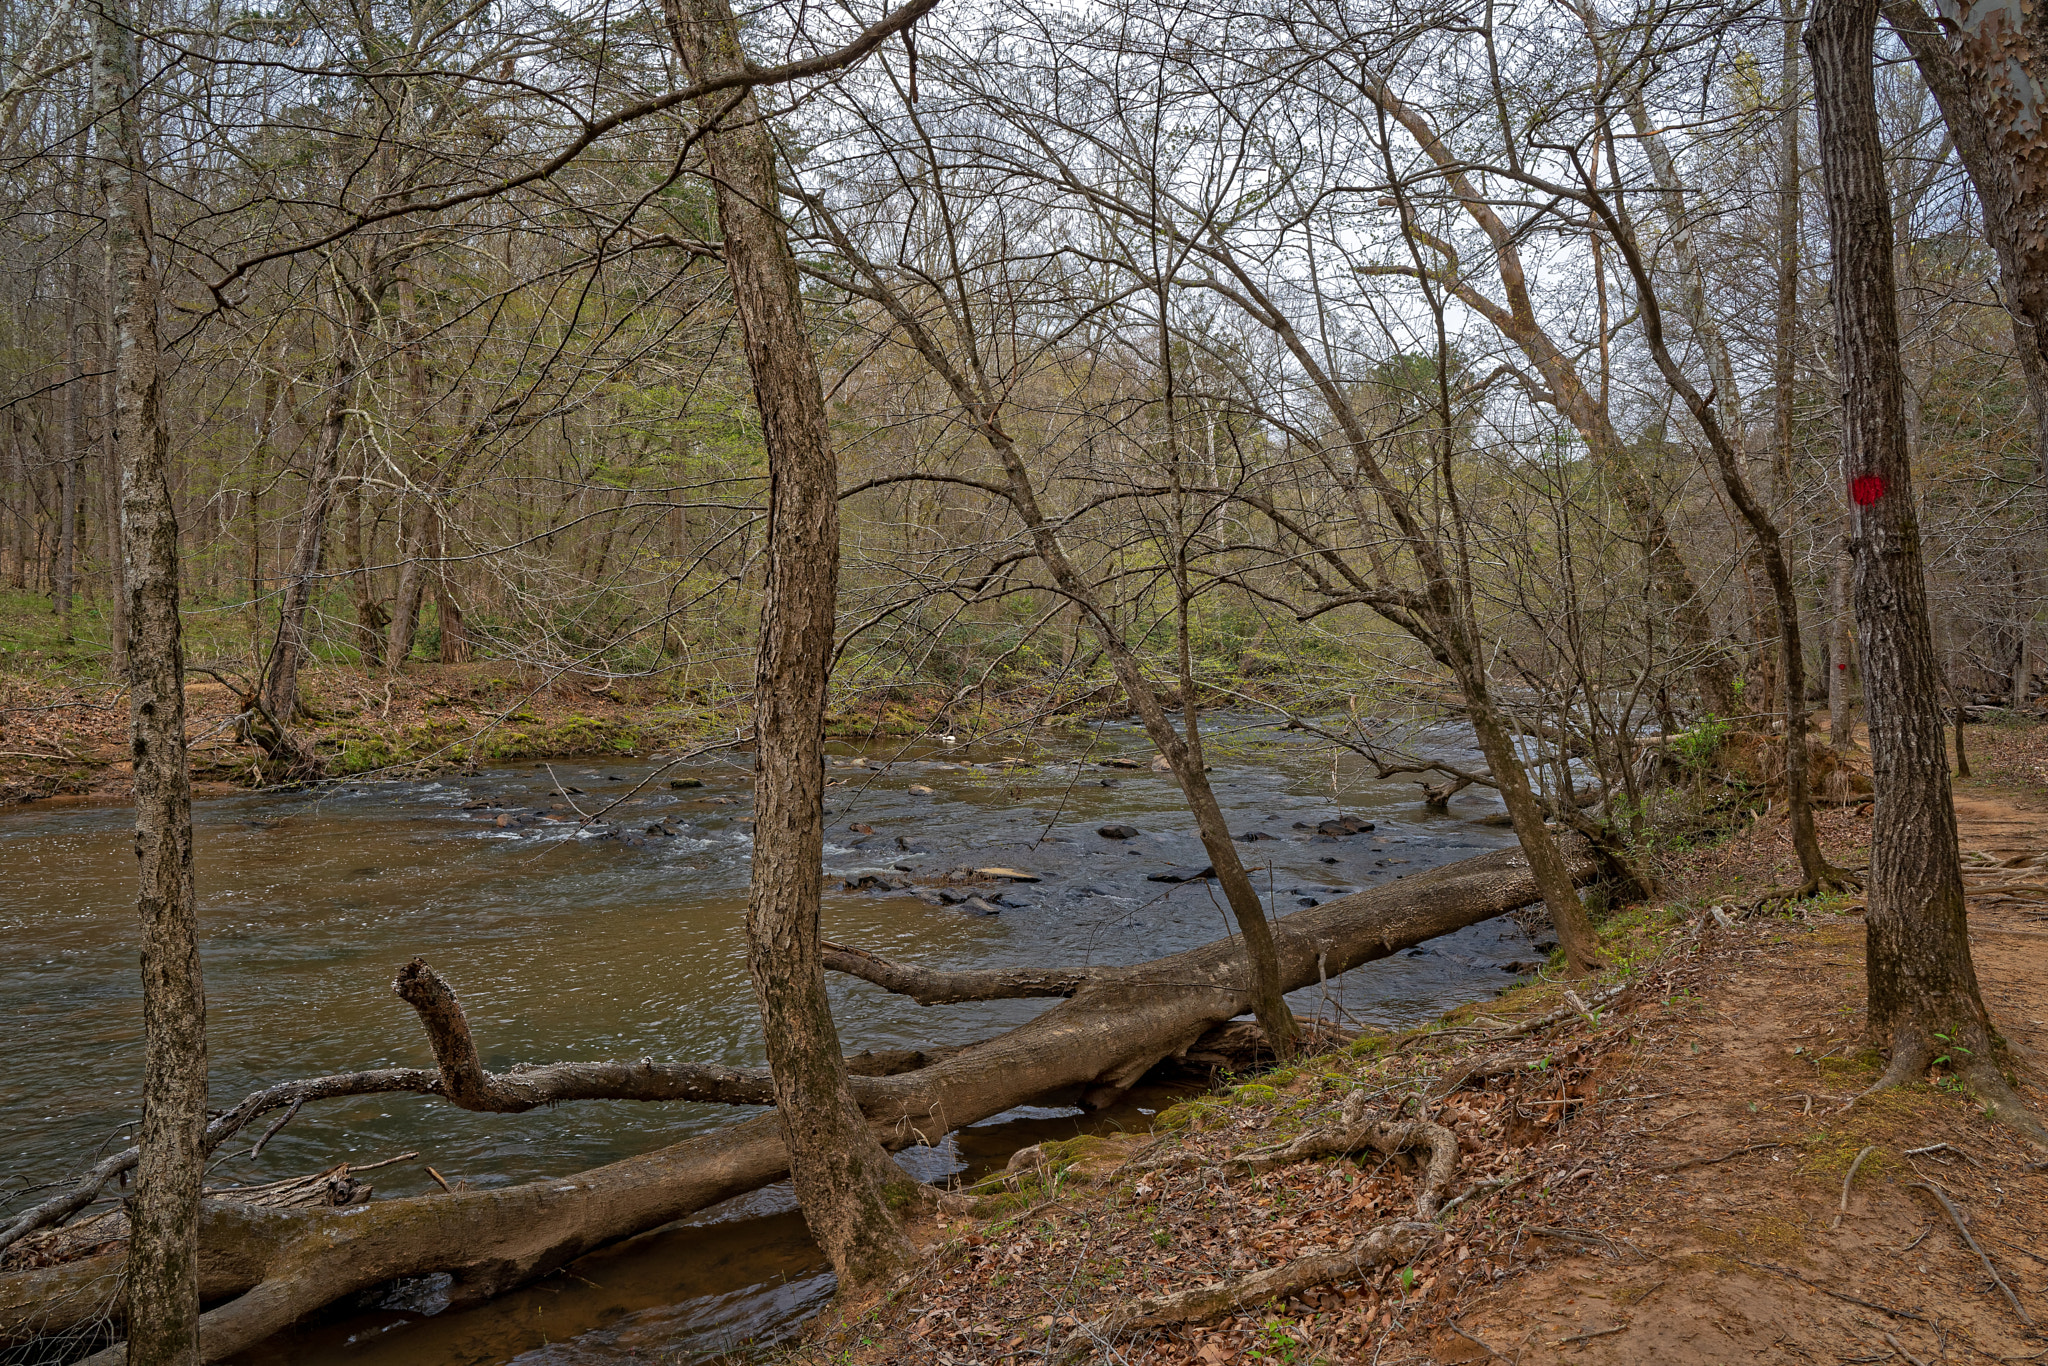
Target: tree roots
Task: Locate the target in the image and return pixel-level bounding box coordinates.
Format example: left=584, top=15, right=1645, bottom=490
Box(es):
left=1232, top=1091, right=1460, bottom=1219
left=1859, top=1025, right=2048, bottom=1156
left=1747, top=863, right=1862, bottom=911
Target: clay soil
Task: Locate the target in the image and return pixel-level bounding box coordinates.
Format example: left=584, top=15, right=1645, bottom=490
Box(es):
left=775, top=736, right=2048, bottom=1366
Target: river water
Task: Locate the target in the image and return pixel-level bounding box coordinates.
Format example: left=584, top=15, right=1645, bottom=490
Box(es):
left=0, top=714, right=1548, bottom=1365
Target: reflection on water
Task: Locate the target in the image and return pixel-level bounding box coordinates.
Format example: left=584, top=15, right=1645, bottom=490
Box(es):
left=0, top=715, right=1541, bottom=1364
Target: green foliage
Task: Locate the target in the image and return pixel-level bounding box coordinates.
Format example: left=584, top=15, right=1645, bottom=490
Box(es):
left=1671, top=713, right=1733, bottom=768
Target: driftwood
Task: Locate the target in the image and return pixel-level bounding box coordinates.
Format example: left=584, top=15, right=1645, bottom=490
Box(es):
left=0, top=836, right=1596, bottom=1362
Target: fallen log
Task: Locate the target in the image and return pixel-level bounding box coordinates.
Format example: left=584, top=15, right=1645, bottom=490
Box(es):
left=4, top=836, right=1596, bottom=1362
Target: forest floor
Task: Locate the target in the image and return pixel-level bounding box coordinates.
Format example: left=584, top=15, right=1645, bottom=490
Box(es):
left=776, top=729, right=2048, bottom=1366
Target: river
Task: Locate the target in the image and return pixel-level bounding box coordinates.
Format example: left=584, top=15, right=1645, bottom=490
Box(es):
left=0, top=713, right=1551, bottom=1365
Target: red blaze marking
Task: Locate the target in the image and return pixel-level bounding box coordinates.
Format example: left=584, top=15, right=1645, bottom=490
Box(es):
left=1838, top=662, right=1849, bottom=670
left=1851, top=474, right=1887, bottom=506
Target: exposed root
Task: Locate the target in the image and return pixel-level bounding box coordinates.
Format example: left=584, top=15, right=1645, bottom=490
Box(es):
left=1053, top=1219, right=1438, bottom=1364
left=1855, top=1027, right=2048, bottom=1155
left=1908, top=1181, right=2035, bottom=1327
left=1958, top=1058, right=2048, bottom=1155
left=1862, top=1033, right=1935, bottom=1097
left=1746, top=864, right=1861, bottom=912
left=1233, top=1092, right=1459, bottom=1219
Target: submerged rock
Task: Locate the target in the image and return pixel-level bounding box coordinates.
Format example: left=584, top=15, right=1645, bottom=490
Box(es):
left=1148, top=865, right=1215, bottom=883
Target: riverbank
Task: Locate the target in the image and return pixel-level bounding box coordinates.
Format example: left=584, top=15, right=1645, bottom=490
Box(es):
left=773, top=754, right=2048, bottom=1365
left=0, top=654, right=1372, bottom=810
left=0, top=661, right=1140, bottom=809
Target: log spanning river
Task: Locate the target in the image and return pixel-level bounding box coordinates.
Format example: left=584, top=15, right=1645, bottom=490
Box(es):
left=0, top=714, right=1553, bottom=1365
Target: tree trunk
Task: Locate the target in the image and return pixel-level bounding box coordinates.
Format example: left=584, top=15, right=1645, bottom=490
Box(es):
left=433, top=534, right=468, bottom=665
left=55, top=260, right=82, bottom=639
left=1621, top=82, right=1845, bottom=893
left=1829, top=530, right=1858, bottom=749
left=262, top=286, right=373, bottom=726
left=92, top=0, right=209, bottom=1358
left=665, top=0, right=919, bottom=1289
left=341, top=471, right=385, bottom=669
left=385, top=511, right=427, bottom=668
left=100, top=289, right=127, bottom=674
left=1807, top=0, right=2039, bottom=1143
left=1775, top=0, right=1805, bottom=510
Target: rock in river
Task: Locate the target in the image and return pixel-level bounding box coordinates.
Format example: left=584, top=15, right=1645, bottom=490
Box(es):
left=1097, top=824, right=1141, bottom=840
left=1147, top=865, right=1215, bottom=883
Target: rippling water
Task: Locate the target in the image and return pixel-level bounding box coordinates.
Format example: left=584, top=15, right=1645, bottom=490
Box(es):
left=0, top=714, right=1544, bottom=1364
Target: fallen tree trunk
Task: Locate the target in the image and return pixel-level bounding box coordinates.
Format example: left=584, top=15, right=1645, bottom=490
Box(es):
left=5, top=837, right=1596, bottom=1362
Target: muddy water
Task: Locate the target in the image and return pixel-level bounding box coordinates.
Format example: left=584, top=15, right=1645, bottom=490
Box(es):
left=0, top=715, right=1546, bottom=1364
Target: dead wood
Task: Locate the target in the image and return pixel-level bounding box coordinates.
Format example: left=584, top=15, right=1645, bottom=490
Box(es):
left=819, top=941, right=1111, bottom=1005
left=1, top=836, right=1594, bottom=1361
left=0, top=974, right=952, bottom=1263
left=1054, top=1219, right=1439, bottom=1363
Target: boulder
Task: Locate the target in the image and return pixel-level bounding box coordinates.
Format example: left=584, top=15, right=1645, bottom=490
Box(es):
left=1097, top=824, right=1141, bottom=840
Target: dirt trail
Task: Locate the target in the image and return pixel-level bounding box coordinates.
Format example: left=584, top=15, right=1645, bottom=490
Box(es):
left=1444, top=791, right=2048, bottom=1366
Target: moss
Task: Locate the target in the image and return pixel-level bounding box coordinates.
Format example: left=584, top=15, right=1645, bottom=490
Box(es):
left=1231, top=1083, right=1279, bottom=1105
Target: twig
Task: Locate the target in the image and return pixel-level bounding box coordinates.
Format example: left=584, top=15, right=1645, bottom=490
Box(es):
left=1439, top=1170, right=1535, bottom=1218
left=1987, top=1233, right=2048, bottom=1270
left=1902, top=1142, right=1981, bottom=1167
left=248, top=1096, right=305, bottom=1159
left=1525, top=1224, right=1615, bottom=1253
left=1908, top=1183, right=2033, bottom=1326
left=1833, top=1145, right=1877, bottom=1230
left=1883, top=1331, right=1931, bottom=1366
left=1734, top=1259, right=1926, bottom=1321
left=347, top=1151, right=419, bottom=1172
left=425, top=1165, right=454, bottom=1193
left=1554, top=1324, right=1626, bottom=1345
left=1661, top=1141, right=1788, bottom=1171
left=1447, top=1320, right=1501, bottom=1358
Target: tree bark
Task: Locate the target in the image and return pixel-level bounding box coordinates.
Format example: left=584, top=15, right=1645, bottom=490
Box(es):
left=55, top=259, right=82, bottom=638
left=341, top=469, right=385, bottom=669
left=1882, top=0, right=2048, bottom=715
left=664, top=0, right=919, bottom=1290
left=1829, top=529, right=1858, bottom=749
left=1807, top=0, right=2040, bottom=1143
left=1775, top=0, right=1806, bottom=510
left=92, top=0, right=209, bottom=1358
left=261, top=279, right=378, bottom=727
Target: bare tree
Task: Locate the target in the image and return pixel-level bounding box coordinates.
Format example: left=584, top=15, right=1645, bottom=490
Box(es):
left=661, top=0, right=930, bottom=1288
left=1807, top=0, right=2046, bottom=1144
left=91, top=0, right=208, bottom=1356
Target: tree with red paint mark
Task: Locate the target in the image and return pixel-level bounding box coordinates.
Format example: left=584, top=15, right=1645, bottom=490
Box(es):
left=1809, top=0, right=2048, bottom=1150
